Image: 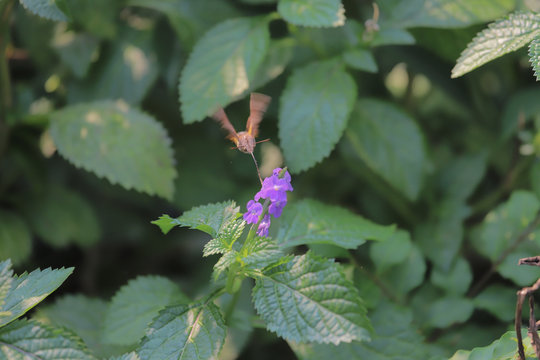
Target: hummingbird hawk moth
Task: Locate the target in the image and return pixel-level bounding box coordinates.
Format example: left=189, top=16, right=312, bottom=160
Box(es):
left=212, top=93, right=271, bottom=184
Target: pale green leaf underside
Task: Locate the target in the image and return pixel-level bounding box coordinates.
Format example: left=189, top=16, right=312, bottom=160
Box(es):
left=0, top=266, right=73, bottom=327
left=279, top=59, right=357, bottom=173
left=0, top=261, right=13, bottom=310
left=50, top=101, right=177, bottom=200
left=452, top=11, right=540, bottom=78
left=138, top=303, right=226, bottom=360
left=0, top=319, right=96, bottom=360
left=108, top=353, right=140, bottom=360
left=529, top=35, right=540, bottom=81
left=203, top=218, right=245, bottom=257
left=449, top=330, right=532, bottom=360
left=0, top=211, right=32, bottom=265
left=180, top=17, right=270, bottom=123
left=344, top=98, right=427, bottom=200
left=386, top=0, right=515, bottom=29
left=277, top=199, right=394, bottom=249
left=252, top=252, right=372, bottom=345
left=20, top=186, right=100, bottom=248
left=278, top=0, right=345, bottom=28
left=103, top=275, right=189, bottom=346
left=19, top=0, right=67, bottom=21
left=175, top=201, right=239, bottom=237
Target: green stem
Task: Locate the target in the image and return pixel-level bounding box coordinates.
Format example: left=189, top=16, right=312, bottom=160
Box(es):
left=224, top=286, right=242, bottom=325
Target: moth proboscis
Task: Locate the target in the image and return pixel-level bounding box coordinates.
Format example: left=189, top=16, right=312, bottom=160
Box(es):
left=212, top=93, right=271, bottom=184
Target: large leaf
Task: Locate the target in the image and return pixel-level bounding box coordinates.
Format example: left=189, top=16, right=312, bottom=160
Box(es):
left=0, top=264, right=73, bottom=327
left=452, top=12, right=540, bottom=78
left=278, top=59, right=357, bottom=173
left=20, top=186, right=100, bottom=248
left=0, top=319, right=96, bottom=360
left=33, top=295, right=119, bottom=357
left=19, top=0, right=68, bottom=21
left=49, top=101, right=176, bottom=200
left=277, top=0, right=345, bottom=28
left=180, top=17, right=270, bottom=124
left=277, top=199, right=394, bottom=249
left=529, top=36, right=540, bottom=81
left=473, top=285, right=516, bottom=322
left=138, top=302, right=226, bottom=360
left=103, top=275, right=189, bottom=345
left=344, top=98, right=427, bottom=201
left=252, top=252, right=372, bottom=345
left=290, top=302, right=442, bottom=360
left=153, top=201, right=239, bottom=237
left=108, top=353, right=140, bottom=360
left=0, top=261, right=12, bottom=310
left=384, top=0, right=516, bottom=29
left=68, top=27, right=158, bottom=104
left=0, top=210, right=32, bottom=265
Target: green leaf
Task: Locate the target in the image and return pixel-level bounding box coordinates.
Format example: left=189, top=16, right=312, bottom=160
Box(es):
left=63, top=0, right=118, bottom=38
left=180, top=17, right=270, bottom=123
left=278, top=59, right=357, bottom=173
left=501, top=88, right=540, bottom=139
left=452, top=11, right=540, bottom=78
left=370, top=28, right=416, bottom=46
left=344, top=98, right=427, bottom=200
left=342, top=49, right=378, bottom=73
left=369, top=229, right=412, bottom=273
left=247, top=38, right=295, bottom=92
left=473, top=285, right=516, bottom=322
left=290, top=302, right=441, bottom=360
left=33, top=295, right=121, bottom=358
left=530, top=36, right=540, bottom=81
left=103, top=275, right=189, bottom=345
left=49, top=101, right=177, bottom=200
left=153, top=201, right=240, bottom=237
left=378, top=245, right=426, bottom=295
left=472, top=191, right=540, bottom=261
left=384, top=0, right=516, bottom=29
left=449, top=330, right=532, bottom=360
left=138, top=302, right=226, bottom=360
left=430, top=257, right=472, bottom=295
left=424, top=297, right=474, bottom=328
left=0, top=210, right=32, bottom=265
left=437, top=154, right=487, bottom=200
left=0, top=265, right=73, bottom=327
left=53, top=31, right=99, bottom=78
left=20, top=186, right=100, bottom=248
left=68, top=27, right=158, bottom=104
left=0, top=319, right=96, bottom=360
left=19, top=0, right=68, bottom=21
left=241, top=237, right=284, bottom=270
left=277, top=199, right=395, bottom=249
left=204, top=219, right=246, bottom=257
left=252, top=252, right=372, bottom=345
left=0, top=261, right=13, bottom=310
left=277, top=0, right=345, bottom=28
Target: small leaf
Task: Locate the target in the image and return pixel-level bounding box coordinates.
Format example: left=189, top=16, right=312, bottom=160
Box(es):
left=343, top=98, right=427, bottom=200
left=278, top=0, right=345, bottom=28
left=369, top=229, right=412, bottom=273
left=0, top=265, right=73, bottom=327
left=473, top=285, right=516, bottom=322
left=0, top=319, right=96, bottom=360
left=342, top=49, right=378, bottom=73
left=252, top=252, right=372, bottom=345
left=203, top=219, right=246, bottom=257
left=19, top=0, right=68, bottom=21
left=154, top=201, right=240, bottom=237
left=278, top=59, right=357, bottom=173
left=20, top=186, right=100, bottom=248
left=103, top=275, right=189, bottom=345
left=370, top=28, right=416, bottom=46
left=138, top=302, right=226, bottom=360
left=452, top=12, right=540, bottom=78
left=241, top=237, right=283, bottom=269
left=277, top=199, right=394, bottom=249
left=0, top=210, right=32, bottom=265
left=49, top=101, right=176, bottom=200
left=180, top=17, right=270, bottom=123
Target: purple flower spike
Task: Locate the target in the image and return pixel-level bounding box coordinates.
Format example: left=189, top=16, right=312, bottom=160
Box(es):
left=268, top=198, right=287, bottom=218
left=243, top=200, right=262, bottom=224
left=256, top=214, right=271, bottom=237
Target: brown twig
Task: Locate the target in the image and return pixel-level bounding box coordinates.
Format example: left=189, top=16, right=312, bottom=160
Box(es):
left=515, top=272, right=540, bottom=359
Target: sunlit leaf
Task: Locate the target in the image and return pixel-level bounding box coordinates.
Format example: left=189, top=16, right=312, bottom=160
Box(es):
left=278, top=0, right=345, bottom=28
left=19, top=0, right=68, bottom=21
